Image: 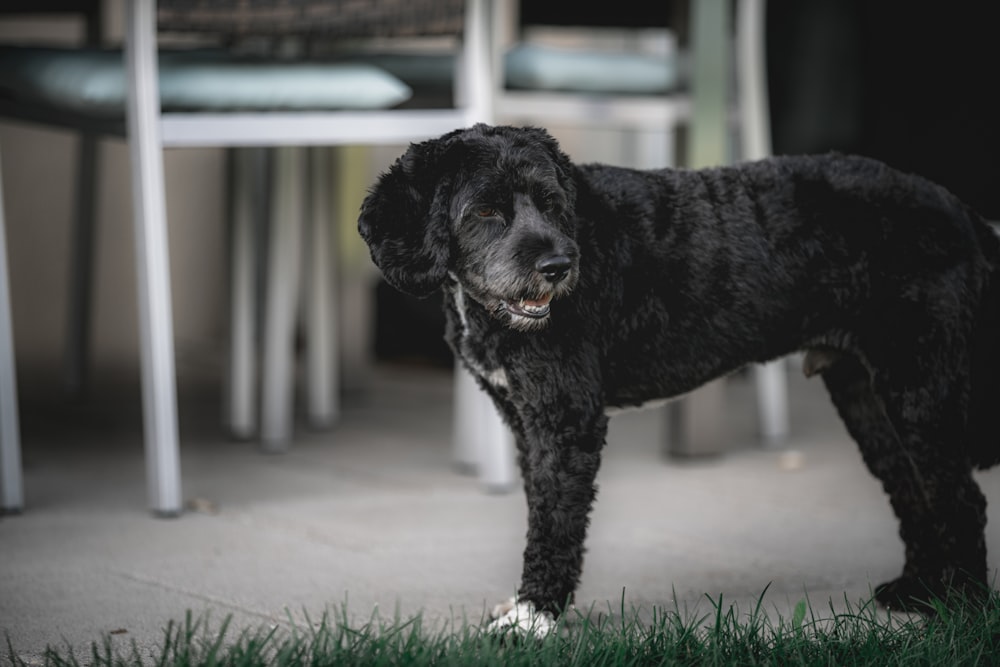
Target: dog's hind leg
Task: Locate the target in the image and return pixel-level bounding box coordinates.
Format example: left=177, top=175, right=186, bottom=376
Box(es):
left=818, top=352, right=988, bottom=611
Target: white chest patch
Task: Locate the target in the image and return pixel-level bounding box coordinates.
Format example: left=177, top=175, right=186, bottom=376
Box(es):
left=448, top=276, right=509, bottom=391
left=448, top=275, right=471, bottom=336
left=485, top=367, right=509, bottom=389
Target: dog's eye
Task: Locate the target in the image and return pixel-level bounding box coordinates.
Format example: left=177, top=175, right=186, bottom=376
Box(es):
left=536, top=194, right=562, bottom=216
left=475, top=207, right=499, bottom=218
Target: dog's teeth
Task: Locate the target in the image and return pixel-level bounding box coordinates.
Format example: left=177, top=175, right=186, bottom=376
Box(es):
left=518, top=298, right=550, bottom=315
left=504, top=296, right=552, bottom=320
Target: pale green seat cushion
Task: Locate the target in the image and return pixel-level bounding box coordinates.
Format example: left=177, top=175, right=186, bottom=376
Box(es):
left=0, top=47, right=413, bottom=117
left=350, top=44, right=679, bottom=97
left=345, top=52, right=456, bottom=91
left=504, top=43, right=679, bottom=95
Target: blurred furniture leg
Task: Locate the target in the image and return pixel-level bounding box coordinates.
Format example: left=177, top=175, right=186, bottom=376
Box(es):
left=450, top=0, right=518, bottom=491
left=670, top=0, right=789, bottom=455
left=453, top=365, right=517, bottom=491
left=663, top=0, right=730, bottom=457
left=125, top=0, right=182, bottom=515
left=64, top=133, right=99, bottom=397
left=452, top=366, right=481, bottom=474
left=260, top=146, right=305, bottom=452
left=754, top=361, right=788, bottom=443
left=738, top=0, right=789, bottom=444
left=1, top=0, right=491, bottom=508
left=0, top=150, right=24, bottom=514
left=61, top=1, right=103, bottom=398
left=227, top=147, right=266, bottom=440
left=477, top=387, right=516, bottom=493
left=253, top=146, right=337, bottom=446
left=304, top=146, right=338, bottom=429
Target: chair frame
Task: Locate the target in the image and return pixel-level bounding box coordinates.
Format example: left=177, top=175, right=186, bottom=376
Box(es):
left=0, top=0, right=494, bottom=515
left=0, top=0, right=784, bottom=514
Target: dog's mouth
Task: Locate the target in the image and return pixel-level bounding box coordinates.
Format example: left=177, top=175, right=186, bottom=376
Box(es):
left=501, top=294, right=553, bottom=319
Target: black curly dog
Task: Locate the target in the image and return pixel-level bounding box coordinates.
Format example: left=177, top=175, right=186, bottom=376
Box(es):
left=359, top=124, right=1000, bottom=628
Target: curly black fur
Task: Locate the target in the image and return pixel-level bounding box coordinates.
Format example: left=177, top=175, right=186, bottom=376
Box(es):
left=359, top=124, right=1000, bottom=614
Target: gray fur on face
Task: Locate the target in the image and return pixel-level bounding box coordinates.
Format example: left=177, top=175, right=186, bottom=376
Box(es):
left=451, top=186, right=579, bottom=332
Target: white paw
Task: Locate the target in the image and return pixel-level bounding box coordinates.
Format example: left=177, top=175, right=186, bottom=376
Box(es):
left=490, top=596, right=517, bottom=619
left=486, top=598, right=555, bottom=638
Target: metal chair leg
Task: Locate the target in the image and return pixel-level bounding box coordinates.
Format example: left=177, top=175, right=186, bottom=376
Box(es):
left=304, top=147, right=338, bottom=429
left=227, top=147, right=266, bottom=439
left=260, top=146, right=305, bottom=451
left=125, top=0, right=182, bottom=516
left=63, top=133, right=99, bottom=397
left=453, top=366, right=516, bottom=492
left=0, top=149, right=24, bottom=514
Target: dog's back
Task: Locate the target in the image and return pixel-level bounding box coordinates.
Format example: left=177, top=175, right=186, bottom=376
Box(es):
left=574, top=154, right=1000, bottom=466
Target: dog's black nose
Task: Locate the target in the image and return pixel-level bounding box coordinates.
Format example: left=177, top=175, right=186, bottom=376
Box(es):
left=535, top=254, right=572, bottom=283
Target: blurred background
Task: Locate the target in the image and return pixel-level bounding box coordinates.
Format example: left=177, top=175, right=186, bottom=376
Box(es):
left=0, top=0, right=997, bottom=444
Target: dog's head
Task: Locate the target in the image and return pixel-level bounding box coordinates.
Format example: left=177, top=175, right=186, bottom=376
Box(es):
left=359, top=124, right=580, bottom=331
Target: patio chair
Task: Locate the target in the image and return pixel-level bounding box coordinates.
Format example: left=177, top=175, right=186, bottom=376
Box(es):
left=0, top=0, right=493, bottom=515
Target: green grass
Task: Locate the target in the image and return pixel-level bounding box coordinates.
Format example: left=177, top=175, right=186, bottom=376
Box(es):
left=8, top=590, right=1000, bottom=666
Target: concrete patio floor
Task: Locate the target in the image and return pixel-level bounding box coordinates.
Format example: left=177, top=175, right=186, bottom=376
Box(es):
left=2, top=362, right=999, bottom=663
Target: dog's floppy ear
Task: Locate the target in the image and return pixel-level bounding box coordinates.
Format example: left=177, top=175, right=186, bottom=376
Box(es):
left=358, top=135, right=460, bottom=297
left=526, top=125, right=578, bottom=212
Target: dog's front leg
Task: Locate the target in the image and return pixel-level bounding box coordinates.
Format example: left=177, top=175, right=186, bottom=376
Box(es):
left=488, top=402, right=606, bottom=637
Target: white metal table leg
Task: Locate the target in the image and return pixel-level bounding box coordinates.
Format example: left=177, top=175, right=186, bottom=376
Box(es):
left=452, top=366, right=516, bottom=491
left=754, top=361, right=789, bottom=443
left=477, top=387, right=516, bottom=493
left=737, top=0, right=789, bottom=444
left=737, top=0, right=772, bottom=162
left=227, top=148, right=264, bottom=439
left=0, top=149, right=24, bottom=513
left=260, top=146, right=305, bottom=451
left=64, top=133, right=99, bottom=396
left=125, top=0, right=183, bottom=516
left=666, top=0, right=731, bottom=458
left=458, top=0, right=495, bottom=126
left=452, top=365, right=482, bottom=473
left=451, top=0, right=517, bottom=491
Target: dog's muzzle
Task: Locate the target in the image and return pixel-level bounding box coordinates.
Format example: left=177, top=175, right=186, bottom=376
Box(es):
left=500, top=253, right=573, bottom=320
